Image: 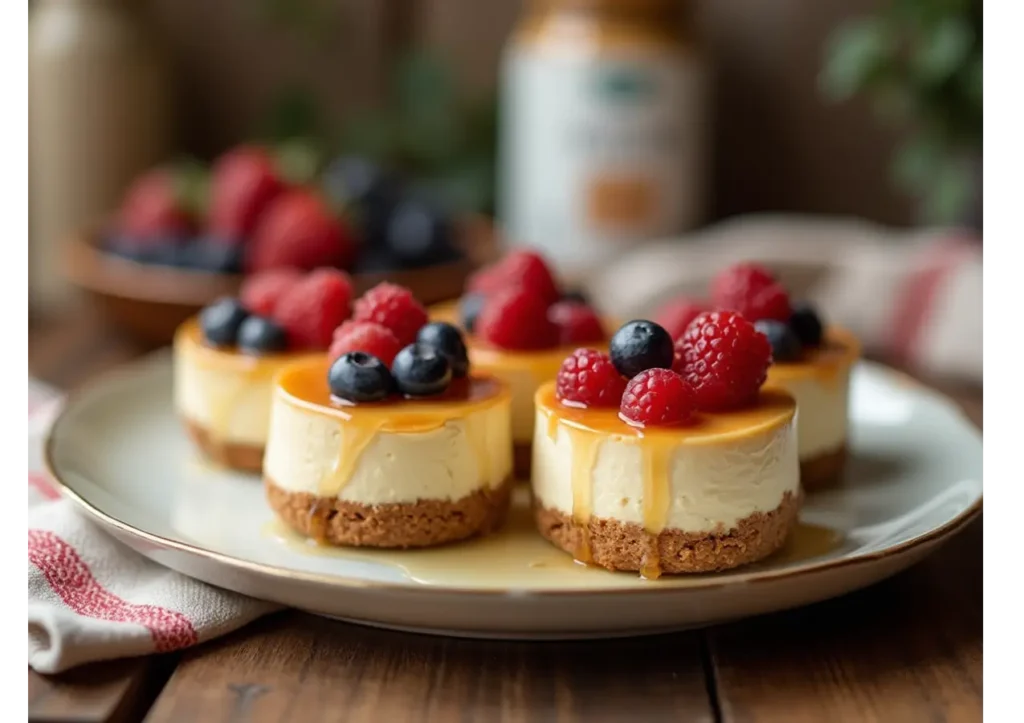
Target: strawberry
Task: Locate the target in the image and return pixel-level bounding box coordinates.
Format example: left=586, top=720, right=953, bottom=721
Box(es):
left=117, top=169, right=195, bottom=242
left=246, top=188, right=357, bottom=273
left=208, top=146, right=285, bottom=239
left=273, top=268, right=354, bottom=350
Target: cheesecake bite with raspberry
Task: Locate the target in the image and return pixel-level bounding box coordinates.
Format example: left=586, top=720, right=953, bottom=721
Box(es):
left=174, top=268, right=351, bottom=471
left=532, top=315, right=800, bottom=577
left=706, top=262, right=861, bottom=489
left=262, top=283, right=514, bottom=548
left=431, top=249, right=611, bottom=476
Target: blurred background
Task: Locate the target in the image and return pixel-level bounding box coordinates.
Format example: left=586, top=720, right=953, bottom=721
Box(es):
left=27, top=0, right=982, bottom=380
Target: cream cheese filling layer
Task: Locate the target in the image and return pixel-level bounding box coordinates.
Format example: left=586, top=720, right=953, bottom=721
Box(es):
left=767, top=372, right=850, bottom=461
left=531, top=410, right=799, bottom=534
left=263, top=393, right=513, bottom=505
left=174, top=348, right=280, bottom=447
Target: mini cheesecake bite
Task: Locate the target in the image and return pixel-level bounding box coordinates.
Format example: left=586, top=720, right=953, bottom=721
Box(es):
left=174, top=268, right=353, bottom=471
left=264, top=285, right=514, bottom=548
left=533, top=316, right=801, bottom=577
left=706, top=263, right=862, bottom=489
left=432, top=249, right=611, bottom=476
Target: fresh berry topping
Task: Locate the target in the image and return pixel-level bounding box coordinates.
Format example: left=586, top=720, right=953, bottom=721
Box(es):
left=383, top=198, right=458, bottom=268
left=710, top=263, right=791, bottom=322
left=674, top=310, right=772, bottom=411
left=391, top=343, right=452, bottom=397
left=561, top=288, right=591, bottom=305
left=118, top=169, right=195, bottom=241
left=459, top=293, right=486, bottom=333
left=555, top=349, right=627, bottom=408
left=351, top=282, right=429, bottom=347
left=328, top=352, right=394, bottom=403
left=789, top=302, right=825, bottom=347
left=199, top=298, right=249, bottom=347
left=208, top=147, right=285, bottom=239
left=247, top=188, right=356, bottom=272
left=416, top=322, right=470, bottom=378
left=548, top=301, right=605, bottom=345
left=475, top=287, right=559, bottom=350
left=186, top=236, right=245, bottom=274
left=329, top=321, right=402, bottom=368
left=654, top=296, right=708, bottom=341
left=237, top=316, right=288, bottom=354
left=609, top=320, right=674, bottom=379
left=323, top=155, right=396, bottom=211
left=710, top=262, right=776, bottom=306
left=619, top=369, right=697, bottom=427
left=240, top=268, right=303, bottom=317
left=467, top=249, right=561, bottom=306
left=754, top=319, right=802, bottom=362
left=273, top=268, right=354, bottom=350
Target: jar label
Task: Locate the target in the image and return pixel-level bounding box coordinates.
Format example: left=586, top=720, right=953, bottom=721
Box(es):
left=499, top=46, right=705, bottom=270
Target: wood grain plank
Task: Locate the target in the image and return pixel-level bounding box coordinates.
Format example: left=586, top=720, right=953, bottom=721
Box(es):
left=143, top=612, right=714, bottom=723
left=29, top=656, right=177, bottom=723
left=708, top=518, right=982, bottom=723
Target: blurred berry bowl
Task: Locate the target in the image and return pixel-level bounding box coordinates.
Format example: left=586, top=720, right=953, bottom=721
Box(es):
left=62, top=216, right=492, bottom=348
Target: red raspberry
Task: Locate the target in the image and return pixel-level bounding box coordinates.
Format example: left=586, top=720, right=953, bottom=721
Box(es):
left=351, top=282, right=428, bottom=347
left=118, top=168, right=195, bottom=242
left=467, top=249, right=560, bottom=305
left=239, top=268, right=302, bottom=316
left=246, top=188, right=356, bottom=273
left=475, top=286, right=558, bottom=350
left=555, top=349, right=626, bottom=408
left=673, top=310, right=771, bottom=411
left=619, top=369, right=697, bottom=427
left=710, top=263, right=791, bottom=322
left=653, top=296, right=708, bottom=341
left=273, top=269, right=354, bottom=350
left=548, top=301, right=605, bottom=345
left=208, top=146, right=285, bottom=239
left=329, top=321, right=402, bottom=367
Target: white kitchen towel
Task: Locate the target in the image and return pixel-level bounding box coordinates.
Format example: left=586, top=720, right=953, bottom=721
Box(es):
left=27, top=380, right=279, bottom=674
left=586, top=215, right=982, bottom=383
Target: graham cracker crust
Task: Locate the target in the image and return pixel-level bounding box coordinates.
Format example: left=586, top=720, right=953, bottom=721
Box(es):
left=534, top=491, right=801, bottom=574
left=265, top=476, right=515, bottom=548
left=801, top=445, right=847, bottom=491
left=184, top=418, right=264, bottom=473
left=514, top=441, right=532, bottom=479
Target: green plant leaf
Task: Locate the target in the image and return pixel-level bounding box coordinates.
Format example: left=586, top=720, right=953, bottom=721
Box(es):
left=395, top=50, right=456, bottom=124
left=893, top=135, right=944, bottom=193
left=339, top=111, right=398, bottom=164
left=262, top=87, right=321, bottom=144
left=920, top=157, right=973, bottom=225
left=912, top=17, right=973, bottom=84
left=274, top=137, right=324, bottom=186
left=820, top=18, right=894, bottom=100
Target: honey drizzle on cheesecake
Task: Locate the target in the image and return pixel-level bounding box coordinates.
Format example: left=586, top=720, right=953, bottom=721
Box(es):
left=275, top=358, right=510, bottom=500
left=536, top=384, right=797, bottom=578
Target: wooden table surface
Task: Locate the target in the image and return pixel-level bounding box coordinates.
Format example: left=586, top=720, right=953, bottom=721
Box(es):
left=28, top=309, right=983, bottom=723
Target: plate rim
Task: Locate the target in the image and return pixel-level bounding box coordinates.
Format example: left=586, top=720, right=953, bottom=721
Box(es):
left=42, top=357, right=983, bottom=598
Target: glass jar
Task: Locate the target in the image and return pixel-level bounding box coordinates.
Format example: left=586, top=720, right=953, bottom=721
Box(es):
left=498, top=0, right=707, bottom=276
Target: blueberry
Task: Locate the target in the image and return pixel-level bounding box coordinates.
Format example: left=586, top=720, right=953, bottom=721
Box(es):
left=185, top=236, right=244, bottom=274
left=609, top=320, right=674, bottom=378
left=460, top=293, right=486, bottom=333
left=105, top=234, right=189, bottom=266
left=328, top=352, right=395, bottom=403
left=199, top=297, right=249, bottom=347
left=237, top=316, right=288, bottom=354
left=353, top=248, right=399, bottom=274
left=323, top=156, right=398, bottom=215
left=789, top=302, right=824, bottom=347
left=754, top=319, right=803, bottom=362
left=391, top=343, right=452, bottom=397
left=417, top=322, right=469, bottom=378
left=384, top=198, right=458, bottom=268
left=562, top=288, right=590, bottom=305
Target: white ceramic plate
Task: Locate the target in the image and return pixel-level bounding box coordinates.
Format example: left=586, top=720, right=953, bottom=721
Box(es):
left=45, top=354, right=982, bottom=639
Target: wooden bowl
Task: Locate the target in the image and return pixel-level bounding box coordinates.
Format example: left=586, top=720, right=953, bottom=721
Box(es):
left=62, top=217, right=496, bottom=348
